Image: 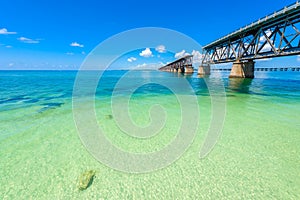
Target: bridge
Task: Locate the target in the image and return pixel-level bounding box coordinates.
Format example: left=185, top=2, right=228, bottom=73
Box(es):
left=199, top=1, right=300, bottom=78
left=159, top=55, right=194, bottom=73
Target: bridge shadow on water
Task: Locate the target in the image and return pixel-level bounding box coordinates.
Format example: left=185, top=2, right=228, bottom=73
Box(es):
left=164, top=72, right=261, bottom=97
left=227, top=78, right=253, bottom=94
left=168, top=72, right=194, bottom=78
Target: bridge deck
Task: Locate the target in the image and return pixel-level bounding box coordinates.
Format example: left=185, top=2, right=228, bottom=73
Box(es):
left=203, top=1, right=300, bottom=49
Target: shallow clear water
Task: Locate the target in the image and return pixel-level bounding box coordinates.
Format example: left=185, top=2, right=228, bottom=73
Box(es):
left=1, top=70, right=300, bottom=199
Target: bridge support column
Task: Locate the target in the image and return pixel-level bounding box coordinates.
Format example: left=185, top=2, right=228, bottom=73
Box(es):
left=185, top=66, right=194, bottom=74
left=229, top=60, right=254, bottom=78
left=178, top=67, right=184, bottom=73
left=198, top=65, right=210, bottom=75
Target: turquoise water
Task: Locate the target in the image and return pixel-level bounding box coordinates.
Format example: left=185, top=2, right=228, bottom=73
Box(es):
left=1, top=70, right=300, bottom=199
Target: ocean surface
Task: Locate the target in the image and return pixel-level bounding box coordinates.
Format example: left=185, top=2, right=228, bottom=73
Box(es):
left=1, top=70, right=300, bottom=199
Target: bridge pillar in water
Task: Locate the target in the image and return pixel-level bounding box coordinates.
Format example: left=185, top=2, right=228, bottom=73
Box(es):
left=185, top=66, right=194, bottom=74
left=229, top=60, right=254, bottom=78
left=178, top=67, right=184, bottom=73
left=198, top=65, right=211, bottom=75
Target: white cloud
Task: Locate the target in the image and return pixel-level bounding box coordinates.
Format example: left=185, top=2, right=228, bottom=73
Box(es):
left=0, top=28, right=17, bottom=35
left=9, top=63, right=14, bottom=67
left=132, top=62, right=164, bottom=70
left=70, top=42, right=84, bottom=48
left=18, top=37, right=40, bottom=44
left=139, top=48, right=153, bottom=57
left=259, top=30, right=272, bottom=42
left=175, top=50, right=190, bottom=59
left=0, top=43, right=12, bottom=48
left=81, top=51, right=86, bottom=55
left=260, top=43, right=273, bottom=52
left=174, top=50, right=203, bottom=64
left=135, top=63, right=147, bottom=68
left=191, top=50, right=202, bottom=63
left=66, top=52, right=74, bottom=55
left=155, top=45, right=166, bottom=53
left=297, top=55, right=300, bottom=62
left=127, top=57, right=137, bottom=62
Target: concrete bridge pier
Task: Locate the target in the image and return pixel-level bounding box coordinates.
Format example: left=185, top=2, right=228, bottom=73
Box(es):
left=229, top=60, right=255, bottom=78
left=178, top=66, right=185, bottom=73
left=185, top=66, right=194, bottom=74
left=198, top=64, right=211, bottom=75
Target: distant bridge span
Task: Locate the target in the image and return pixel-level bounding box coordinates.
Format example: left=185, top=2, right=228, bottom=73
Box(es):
left=199, top=1, right=300, bottom=78
left=159, top=55, right=194, bottom=73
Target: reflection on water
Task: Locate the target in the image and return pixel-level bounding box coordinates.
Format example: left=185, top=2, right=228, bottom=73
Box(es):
left=197, top=74, right=210, bottom=79
left=167, top=71, right=192, bottom=78
left=228, top=78, right=253, bottom=94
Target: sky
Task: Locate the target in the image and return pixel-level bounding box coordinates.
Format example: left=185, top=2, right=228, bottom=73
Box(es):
left=0, top=0, right=299, bottom=70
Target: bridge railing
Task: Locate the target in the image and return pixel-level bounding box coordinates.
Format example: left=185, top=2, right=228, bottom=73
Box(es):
left=204, top=1, right=300, bottom=49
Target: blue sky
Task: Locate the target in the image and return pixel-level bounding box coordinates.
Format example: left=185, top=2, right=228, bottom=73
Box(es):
left=0, top=0, right=299, bottom=70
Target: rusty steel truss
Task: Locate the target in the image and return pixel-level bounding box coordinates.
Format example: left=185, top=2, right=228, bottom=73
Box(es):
left=202, top=1, right=300, bottom=64
left=159, top=55, right=193, bottom=72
